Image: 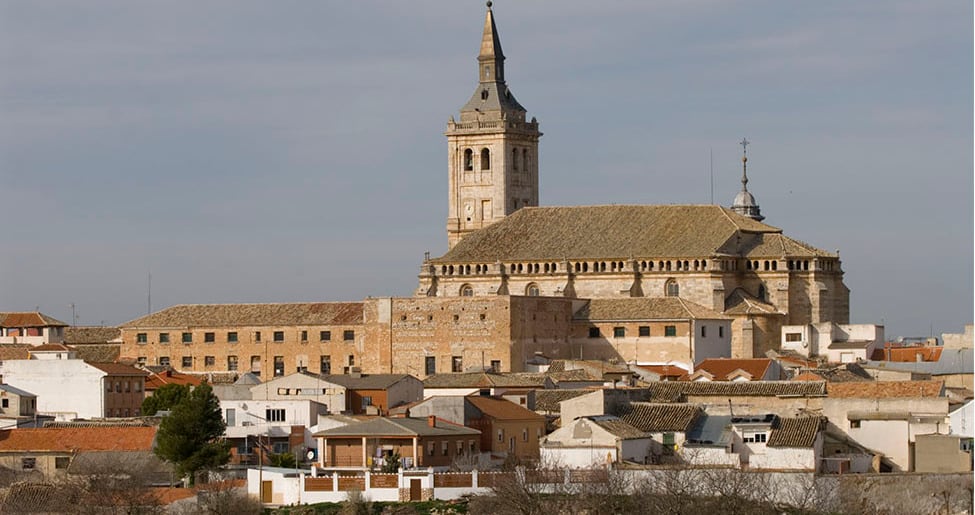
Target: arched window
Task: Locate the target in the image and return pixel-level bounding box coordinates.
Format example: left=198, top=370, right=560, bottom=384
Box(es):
left=526, top=283, right=540, bottom=297
left=665, top=279, right=679, bottom=297
left=512, top=148, right=519, bottom=171
left=480, top=148, right=491, bottom=170
left=522, top=149, right=529, bottom=170
left=757, top=284, right=767, bottom=301
left=460, top=284, right=474, bottom=297
left=464, top=149, right=473, bottom=171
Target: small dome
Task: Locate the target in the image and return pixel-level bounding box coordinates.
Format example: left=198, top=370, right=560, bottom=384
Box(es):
left=733, top=190, right=757, bottom=207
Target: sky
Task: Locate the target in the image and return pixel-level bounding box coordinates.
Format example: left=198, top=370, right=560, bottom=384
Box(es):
left=1, top=1, right=971, bottom=339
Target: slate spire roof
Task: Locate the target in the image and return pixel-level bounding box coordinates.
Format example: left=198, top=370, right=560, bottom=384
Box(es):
left=460, top=3, right=526, bottom=114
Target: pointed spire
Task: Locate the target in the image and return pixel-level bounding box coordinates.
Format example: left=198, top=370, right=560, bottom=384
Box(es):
left=479, top=1, right=505, bottom=83
left=730, top=137, right=765, bottom=221
left=458, top=2, right=525, bottom=115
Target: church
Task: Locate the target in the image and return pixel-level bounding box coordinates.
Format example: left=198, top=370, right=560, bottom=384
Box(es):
left=416, top=3, right=849, bottom=359
left=118, top=4, right=850, bottom=378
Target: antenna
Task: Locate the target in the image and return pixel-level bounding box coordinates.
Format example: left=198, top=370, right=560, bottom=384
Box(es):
left=709, top=147, right=714, bottom=204
left=147, top=270, right=152, bottom=315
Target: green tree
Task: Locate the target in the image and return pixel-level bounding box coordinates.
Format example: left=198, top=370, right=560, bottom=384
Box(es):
left=154, top=383, right=229, bottom=484
left=141, top=383, right=191, bottom=416
left=269, top=452, right=296, bottom=468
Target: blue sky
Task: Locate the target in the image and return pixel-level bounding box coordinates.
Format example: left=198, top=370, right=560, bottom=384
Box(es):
left=1, top=1, right=971, bottom=338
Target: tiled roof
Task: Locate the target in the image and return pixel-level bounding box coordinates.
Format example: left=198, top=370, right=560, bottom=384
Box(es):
left=42, top=418, right=160, bottom=428
left=792, top=371, right=826, bottom=382
left=0, top=312, right=68, bottom=328
left=533, top=389, right=592, bottom=413
left=0, top=345, right=31, bottom=360
left=827, top=380, right=944, bottom=399
left=69, top=344, right=120, bottom=363
left=574, top=298, right=730, bottom=321
left=87, top=362, right=148, bottom=377
left=767, top=416, right=824, bottom=448
left=0, top=426, right=157, bottom=451
left=423, top=372, right=549, bottom=389
left=870, top=346, right=942, bottom=362
left=431, top=205, right=835, bottom=263
left=723, top=288, right=782, bottom=315
left=617, top=403, right=703, bottom=433
left=645, top=380, right=827, bottom=401
left=320, top=373, right=416, bottom=390
left=30, top=343, right=72, bottom=352
left=146, top=369, right=205, bottom=390
left=0, top=384, right=35, bottom=397
left=313, top=417, right=480, bottom=438
left=862, top=349, right=974, bottom=376
left=64, top=326, right=121, bottom=344
left=121, top=302, right=364, bottom=328
left=691, top=358, right=774, bottom=381
left=635, top=365, right=687, bottom=380
left=467, top=396, right=545, bottom=421
left=546, top=369, right=603, bottom=383
left=587, top=416, right=648, bottom=440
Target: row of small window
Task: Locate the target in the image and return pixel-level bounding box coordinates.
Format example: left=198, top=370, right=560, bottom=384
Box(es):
left=108, top=407, right=140, bottom=417
left=145, top=354, right=349, bottom=377
left=105, top=380, right=143, bottom=393
left=498, top=427, right=542, bottom=443
left=427, top=439, right=479, bottom=457
left=460, top=280, right=680, bottom=297
left=424, top=356, right=501, bottom=375
left=23, top=457, right=73, bottom=470
left=462, top=147, right=531, bottom=172
left=595, top=325, right=725, bottom=339
left=136, top=330, right=355, bottom=344
left=591, top=326, right=672, bottom=338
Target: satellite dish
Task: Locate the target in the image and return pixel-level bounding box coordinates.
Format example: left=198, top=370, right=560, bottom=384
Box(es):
left=241, top=403, right=248, bottom=411
left=306, top=450, right=315, bottom=461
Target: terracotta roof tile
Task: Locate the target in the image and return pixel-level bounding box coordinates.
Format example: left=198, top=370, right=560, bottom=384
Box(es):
left=575, top=297, right=730, bottom=321
left=145, top=369, right=205, bottom=390
left=467, top=396, right=545, bottom=421
left=121, top=302, right=364, bottom=328
left=767, top=416, right=825, bottom=448
left=431, top=205, right=837, bottom=263
left=0, top=312, right=68, bottom=328
left=692, top=358, right=774, bottom=381
left=0, top=426, right=157, bottom=452
left=617, top=403, right=703, bottom=432
left=871, top=346, right=943, bottom=362
left=30, top=343, right=72, bottom=352
left=636, top=365, right=687, bottom=379
left=827, top=380, right=944, bottom=399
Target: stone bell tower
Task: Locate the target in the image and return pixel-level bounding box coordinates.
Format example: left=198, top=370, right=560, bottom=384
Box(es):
left=445, top=2, right=542, bottom=249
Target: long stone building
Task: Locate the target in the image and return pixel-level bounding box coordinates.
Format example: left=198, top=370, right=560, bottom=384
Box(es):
left=119, top=4, right=849, bottom=378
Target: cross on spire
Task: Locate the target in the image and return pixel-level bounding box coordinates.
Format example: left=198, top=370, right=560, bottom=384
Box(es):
left=740, top=137, right=750, bottom=155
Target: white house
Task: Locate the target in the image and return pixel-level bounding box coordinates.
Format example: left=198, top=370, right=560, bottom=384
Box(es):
left=0, top=346, right=146, bottom=420
left=0, top=312, right=68, bottom=346
left=222, top=398, right=329, bottom=459
left=823, top=380, right=948, bottom=472
left=248, top=372, right=347, bottom=414
left=540, top=415, right=651, bottom=468
left=949, top=400, right=974, bottom=440
left=781, top=322, right=883, bottom=363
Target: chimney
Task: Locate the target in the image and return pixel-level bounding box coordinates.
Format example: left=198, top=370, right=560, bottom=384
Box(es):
left=427, top=415, right=436, bottom=428
left=351, top=367, right=362, bottom=379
